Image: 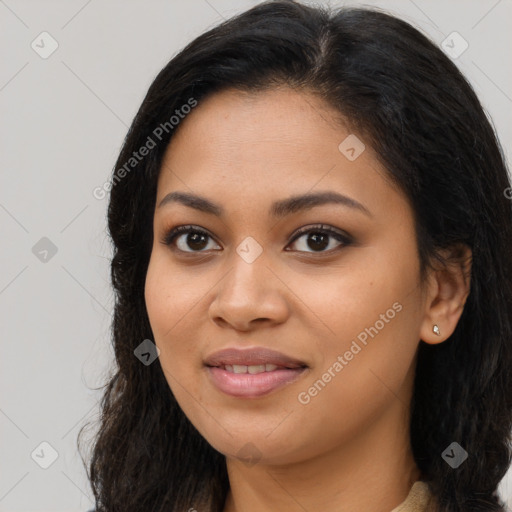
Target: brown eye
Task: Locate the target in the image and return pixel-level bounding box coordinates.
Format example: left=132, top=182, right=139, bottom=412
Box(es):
left=287, top=225, right=352, bottom=254
left=161, top=225, right=221, bottom=253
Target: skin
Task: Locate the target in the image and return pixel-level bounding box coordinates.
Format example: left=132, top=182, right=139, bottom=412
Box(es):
left=144, top=86, right=471, bottom=512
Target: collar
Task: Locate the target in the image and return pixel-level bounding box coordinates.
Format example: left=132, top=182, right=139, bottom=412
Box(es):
left=390, top=481, right=435, bottom=512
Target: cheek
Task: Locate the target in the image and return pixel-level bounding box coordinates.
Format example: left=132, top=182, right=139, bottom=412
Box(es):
left=145, top=253, right=198, bottom=336
left=144, top=253, right=210, bottom=396
left=145, top=256, right=191, bottom=359
left=296, top=242, right=422, bottom=398
left=289, top=256, right=417, bottom=349
left=145, top=256, right=171, bottom=337
left=292, top=281, right=420, bottom=458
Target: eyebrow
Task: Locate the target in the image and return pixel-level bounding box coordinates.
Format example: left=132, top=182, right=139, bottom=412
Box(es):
left=157, top=190, right=372, bottom=218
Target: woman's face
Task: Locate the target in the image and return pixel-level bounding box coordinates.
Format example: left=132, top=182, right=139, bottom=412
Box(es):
left=145, top=87, right=429, bottom=466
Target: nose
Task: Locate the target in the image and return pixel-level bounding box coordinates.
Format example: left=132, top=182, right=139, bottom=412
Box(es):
left=208, top=253, right=290, bottom=331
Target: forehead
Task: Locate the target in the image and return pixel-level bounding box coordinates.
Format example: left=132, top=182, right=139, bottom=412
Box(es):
left=164, top=87, right=345, bottom=151
left=155, top=87, right=407, bottom=222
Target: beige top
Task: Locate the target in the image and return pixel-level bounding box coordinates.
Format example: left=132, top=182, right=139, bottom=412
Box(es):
left=390, top=481, right=436, bottom=512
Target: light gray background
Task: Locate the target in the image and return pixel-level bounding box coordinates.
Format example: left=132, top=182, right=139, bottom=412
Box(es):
left=1, top=1, right=511, bottom=511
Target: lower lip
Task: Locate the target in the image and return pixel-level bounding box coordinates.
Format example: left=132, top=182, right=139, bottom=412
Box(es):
left=206, top=366, right=307, bottom=398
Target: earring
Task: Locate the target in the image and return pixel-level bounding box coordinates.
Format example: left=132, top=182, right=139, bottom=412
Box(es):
left=433, top=324, right=441, bottom=336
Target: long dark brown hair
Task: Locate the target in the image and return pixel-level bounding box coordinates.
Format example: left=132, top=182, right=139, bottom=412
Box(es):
left=78, top=1, right=512, bottom=510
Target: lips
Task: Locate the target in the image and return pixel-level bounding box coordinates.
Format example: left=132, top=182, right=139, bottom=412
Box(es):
left=204, top=347, right=308, bottom=369
left=204, top=346, right=308, bottom=398
left=206, top=366, right=307, bottom=398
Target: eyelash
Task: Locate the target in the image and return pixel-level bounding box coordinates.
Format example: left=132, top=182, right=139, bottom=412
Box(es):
left=160, top=224, right=352, bottom=256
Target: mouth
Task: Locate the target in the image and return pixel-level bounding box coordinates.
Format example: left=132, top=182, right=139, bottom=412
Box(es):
left=214, top=363, right=302, bottom=374
left=203, top=346, right=309, bottom=398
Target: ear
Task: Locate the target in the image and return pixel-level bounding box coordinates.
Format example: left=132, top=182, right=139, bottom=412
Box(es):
left=419, top=243, right=472, bottom=345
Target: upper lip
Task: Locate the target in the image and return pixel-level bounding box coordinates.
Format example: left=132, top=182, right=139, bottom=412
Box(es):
left=204, top=347, right=308, bottom=369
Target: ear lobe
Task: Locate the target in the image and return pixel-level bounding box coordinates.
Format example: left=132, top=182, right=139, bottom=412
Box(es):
left=419, top=244, right=472, bottom=345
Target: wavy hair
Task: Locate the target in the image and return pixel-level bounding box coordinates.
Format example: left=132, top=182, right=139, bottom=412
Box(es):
left=78, top=1, right=512, bottom=510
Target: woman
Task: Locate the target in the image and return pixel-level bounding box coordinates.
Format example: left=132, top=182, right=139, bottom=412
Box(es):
left=79, top=1, right=512, bottom=511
